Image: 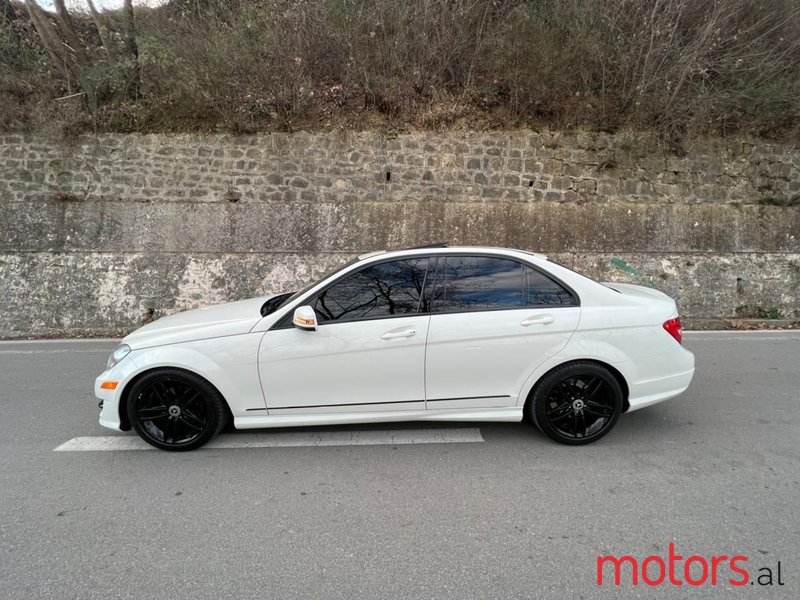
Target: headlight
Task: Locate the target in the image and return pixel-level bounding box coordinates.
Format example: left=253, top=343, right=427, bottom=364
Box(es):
left=106, top=344, right=131, bottom=370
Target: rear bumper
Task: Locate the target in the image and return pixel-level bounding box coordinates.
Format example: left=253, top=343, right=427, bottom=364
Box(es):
left=618, top=345, right=695, bottom=412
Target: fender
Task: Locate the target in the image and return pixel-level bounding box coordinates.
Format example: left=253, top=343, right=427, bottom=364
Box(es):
left=97, top=332, right=266, bottom=430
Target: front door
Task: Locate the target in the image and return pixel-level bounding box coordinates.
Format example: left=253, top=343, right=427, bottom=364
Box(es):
left=258, top=257, right=431, bottom=412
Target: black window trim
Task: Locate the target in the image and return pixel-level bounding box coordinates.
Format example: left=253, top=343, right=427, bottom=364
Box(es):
left=427, top=252, right=580, bottom=316
left=271, top=255, right=433, bottom=330
left=270, top=251, right=580, bottom=330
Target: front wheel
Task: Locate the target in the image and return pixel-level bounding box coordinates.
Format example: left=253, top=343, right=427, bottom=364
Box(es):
left=529, top=362, right=623, bottom=445
left=127, top=368, right=228, bottom=451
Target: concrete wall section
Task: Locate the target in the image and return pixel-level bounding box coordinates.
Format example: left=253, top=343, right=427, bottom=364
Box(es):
left=1, top=250, right=796, bottom=338
left=1, top=200, right=799, bottom=254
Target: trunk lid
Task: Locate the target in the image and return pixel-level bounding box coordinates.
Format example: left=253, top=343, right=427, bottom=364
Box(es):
left=601, top=282, right=676, bottom=307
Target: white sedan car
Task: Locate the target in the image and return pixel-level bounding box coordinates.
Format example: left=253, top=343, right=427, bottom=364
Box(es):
left=95, top=245, right=694, bottom=450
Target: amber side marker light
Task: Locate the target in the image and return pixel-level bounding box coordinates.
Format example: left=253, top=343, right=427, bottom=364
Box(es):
left=100, top=381, right=119, bottom=390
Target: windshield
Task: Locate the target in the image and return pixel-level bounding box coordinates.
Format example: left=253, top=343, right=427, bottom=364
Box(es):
left=259, top=256, right=361, bottom=316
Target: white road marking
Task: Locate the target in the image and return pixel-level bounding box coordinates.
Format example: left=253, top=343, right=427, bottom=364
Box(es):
left=0, top=338, right=120, bottom=345
left=53, top=428, right=485, bottom=451
left=0, top=349, right=111, bottom=355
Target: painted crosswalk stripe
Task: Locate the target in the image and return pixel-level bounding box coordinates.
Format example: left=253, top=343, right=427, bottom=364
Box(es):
left=53, top=428, right=484, bottom=451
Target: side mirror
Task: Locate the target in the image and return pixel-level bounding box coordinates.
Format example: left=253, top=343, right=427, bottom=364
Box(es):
left=292, top=305, right=318, bottom=331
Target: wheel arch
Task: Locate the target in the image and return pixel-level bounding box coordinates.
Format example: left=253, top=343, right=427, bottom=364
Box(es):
left=522, top=358, right=630, bottom=414
left=118, top=366, right=233, bottom=431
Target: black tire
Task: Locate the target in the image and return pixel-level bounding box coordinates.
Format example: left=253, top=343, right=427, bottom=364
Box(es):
left=127, top=368, right=228, bottom=451
left=529, top=362, right=623, bottom=445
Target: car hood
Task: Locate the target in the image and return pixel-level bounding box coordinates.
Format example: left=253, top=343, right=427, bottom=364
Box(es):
left=123, top=295, right=274, bottom=349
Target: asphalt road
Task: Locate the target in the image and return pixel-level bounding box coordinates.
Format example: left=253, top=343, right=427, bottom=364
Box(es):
left=1, top=332, right=798, bottom=599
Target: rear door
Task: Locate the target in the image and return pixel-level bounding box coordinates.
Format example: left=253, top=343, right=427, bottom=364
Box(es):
left=424, top=255, right=580, bottom=409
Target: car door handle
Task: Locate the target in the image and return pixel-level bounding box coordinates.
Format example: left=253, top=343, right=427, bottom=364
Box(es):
left=520, top=315, right=554, bottom=326
left=381, top=329, right=417, bottom=340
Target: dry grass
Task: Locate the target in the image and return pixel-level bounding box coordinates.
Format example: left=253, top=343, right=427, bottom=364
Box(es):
left=2, top=0, right=799, bottom=142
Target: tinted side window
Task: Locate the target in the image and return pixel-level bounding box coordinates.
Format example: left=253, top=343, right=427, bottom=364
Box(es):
left=524, top=265, right=576, bottom=306
left=313, top=258, right=429, bottom=323
left=436, top=256, right=524, bottom=311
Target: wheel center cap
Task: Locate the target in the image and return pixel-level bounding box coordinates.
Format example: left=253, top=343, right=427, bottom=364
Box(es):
left=168, top=405, right=181, bottom=417
left=572, top=399, right=585, bottom=411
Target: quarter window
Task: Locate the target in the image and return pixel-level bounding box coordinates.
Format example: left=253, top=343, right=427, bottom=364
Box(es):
left=524, top=265, right=576, bottom=306
left=312, top=258, right=429, bottom=323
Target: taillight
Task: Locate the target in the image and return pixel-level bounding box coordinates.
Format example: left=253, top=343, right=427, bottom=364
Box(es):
left=663, top=317, right=683, bottom=344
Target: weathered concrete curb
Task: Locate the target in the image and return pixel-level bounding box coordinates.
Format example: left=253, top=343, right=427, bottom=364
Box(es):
left=683, top=318, right=800, bottom=330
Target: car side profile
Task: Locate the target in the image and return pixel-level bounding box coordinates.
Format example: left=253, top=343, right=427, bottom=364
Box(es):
left=95, top=246, right=695, bottom=451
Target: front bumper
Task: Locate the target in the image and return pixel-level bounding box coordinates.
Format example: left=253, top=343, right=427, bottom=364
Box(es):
left=95, top=362, right=134, bottom=431
left=96, top=377, right=124, bottom=430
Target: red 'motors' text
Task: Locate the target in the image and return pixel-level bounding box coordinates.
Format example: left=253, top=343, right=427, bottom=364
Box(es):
left=597, top=544, right=750, bottom=587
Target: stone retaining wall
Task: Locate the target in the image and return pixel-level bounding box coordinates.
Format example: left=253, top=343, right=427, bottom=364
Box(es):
left=1, top=131, right=798, bottom=337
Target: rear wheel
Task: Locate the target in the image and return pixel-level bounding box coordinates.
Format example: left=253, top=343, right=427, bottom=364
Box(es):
left=127, top=368, right=227, bottom=451
left=530, top=362, right=622, bottom=445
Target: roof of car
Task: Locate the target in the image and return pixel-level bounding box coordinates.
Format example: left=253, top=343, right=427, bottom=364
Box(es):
left=357, top=246, right=548, bottom=261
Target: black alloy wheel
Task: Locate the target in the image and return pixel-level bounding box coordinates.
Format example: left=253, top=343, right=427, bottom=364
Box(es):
left=127, top=368, right=227, bottom=451
left=530, top=362, right=623, bottom=445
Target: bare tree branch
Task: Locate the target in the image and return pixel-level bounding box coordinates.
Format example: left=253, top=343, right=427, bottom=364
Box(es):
left=85, top=0, right=113, bottom=57
left=122, top=0, right=140, bottom=98
left=53, top=0, right=89, bottom=69
left=24, top=0, right=71, bottom=82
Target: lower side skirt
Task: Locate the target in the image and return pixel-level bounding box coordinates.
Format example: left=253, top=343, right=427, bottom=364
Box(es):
left=234, top=407, right=524, bottom=430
